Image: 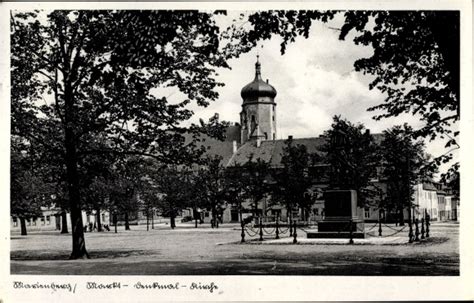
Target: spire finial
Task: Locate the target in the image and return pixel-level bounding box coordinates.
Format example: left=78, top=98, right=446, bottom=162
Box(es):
left=255, top=53, right=261, bottom=80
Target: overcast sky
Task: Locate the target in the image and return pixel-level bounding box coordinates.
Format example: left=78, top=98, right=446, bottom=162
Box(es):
left=171, top=12, right=457, bottom=175
left=33, top=10, right=458, bottom=175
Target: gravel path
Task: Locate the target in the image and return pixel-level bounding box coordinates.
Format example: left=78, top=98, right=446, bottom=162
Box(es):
left=10, top=222, right=459, bottom=275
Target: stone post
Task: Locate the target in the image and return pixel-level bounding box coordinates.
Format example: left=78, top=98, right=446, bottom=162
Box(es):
left=293, top=220, right=297, bottom=244
left=415, top=218, right=420, bottom=242
left=349, top=219, right=354, bottom=244
left=275, top=214, right=280, bottom=239
left=421, top=217, right=425, bottom=239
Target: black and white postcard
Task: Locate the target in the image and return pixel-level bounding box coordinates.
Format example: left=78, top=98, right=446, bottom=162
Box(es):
left=1, top=1, right=472, bottom=302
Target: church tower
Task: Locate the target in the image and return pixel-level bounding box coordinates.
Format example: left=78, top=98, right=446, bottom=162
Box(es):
left=240, top=56, right=277, bottom=144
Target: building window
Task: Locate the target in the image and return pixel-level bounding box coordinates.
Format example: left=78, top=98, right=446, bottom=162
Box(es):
left=364, top=208, right=370, bottom=219
left=102, top=214, right=105, bottom=222
left=272, top=115, right=275, bottom=121
left=12, top=217, right=18, bottom=227
left=46, top=216, right=51, bottom=225
left=273, top=133, right=275, bottom=140
left=264, top=132, right=268, bottom=140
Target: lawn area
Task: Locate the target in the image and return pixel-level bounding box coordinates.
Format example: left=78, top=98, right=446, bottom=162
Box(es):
left=10, top=222, right=459, bottom=275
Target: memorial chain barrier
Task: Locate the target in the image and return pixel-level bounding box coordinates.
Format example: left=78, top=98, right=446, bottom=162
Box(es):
left=239, top=213, right=431, bottom=244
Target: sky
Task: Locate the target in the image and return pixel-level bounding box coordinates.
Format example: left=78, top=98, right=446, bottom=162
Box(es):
left=172, top=12, right=457, bottom=176
left=28, top=10, right=458, bottom=176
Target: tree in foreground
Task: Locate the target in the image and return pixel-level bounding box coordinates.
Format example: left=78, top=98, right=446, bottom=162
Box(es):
left=11, top=137, right=53, bottom=235
left=230, top=156, right=271, bottom=217
left=235, top=10, right=459, bottom=171
left=378, top=125, right=434, bottom=224
left=11, top=10, right=241, bottom=258
left=193, top=156, right=229, bottom=228
left=149, top=165, right=194, bottom=229
left=270, top=137, right=318, bottom=220
left=320, top=116, right=379, bottom=207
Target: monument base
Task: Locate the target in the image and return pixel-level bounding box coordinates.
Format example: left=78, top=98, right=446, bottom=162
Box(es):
left=305, top=220, right=365, bottom=239
left=317, top=220, right=365, bottom=232
left=306, top=189, right=366, bottom=239
left=306, top=231, right=365, bottom=239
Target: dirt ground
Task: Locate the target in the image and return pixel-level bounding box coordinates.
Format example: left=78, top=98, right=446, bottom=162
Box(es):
left=10, top=221, right=459, bottom=275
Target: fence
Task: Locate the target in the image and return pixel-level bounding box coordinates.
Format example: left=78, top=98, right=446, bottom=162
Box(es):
left=240, top=213, right=431, bottom=244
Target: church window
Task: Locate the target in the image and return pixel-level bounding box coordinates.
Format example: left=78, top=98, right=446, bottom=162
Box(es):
left=264, top=132, right=268, bottom=140
left=273, top=133, right=275, bottom=140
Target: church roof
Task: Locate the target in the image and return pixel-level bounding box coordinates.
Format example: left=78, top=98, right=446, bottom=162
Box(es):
left=240, top=57, right=277, bottom=100
left=226, top=133, right=384, bottom=168
left=183, top=125, right=241, bottom=165
left=226, top=137, right=327, bottom=167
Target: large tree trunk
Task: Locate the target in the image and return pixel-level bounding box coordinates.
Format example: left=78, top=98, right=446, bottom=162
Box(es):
left=96, top=208, right=102, bottom=232
left=398, top=207, right=405, bottom=226
left=170, top=209, right=176, bottom=229
left=124, top=212, right=130, bottom=230
left=61, top=211, right=69, bottom=234
left=19, top=217, right=27, bottom=236
left=194, top=208, right=198, bottom=228
left=64, top=86, right=88, bottom=259
left=211, top=207, right=218, bottom=229
left=146, top=209, right=149, bottom=231
left=55, top=214, right=61, bottom=230
left=151, top=209, right=154, bottom=229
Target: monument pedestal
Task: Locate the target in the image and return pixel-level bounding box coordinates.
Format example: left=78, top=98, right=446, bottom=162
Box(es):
left=306, top=190, right=365, bottom=239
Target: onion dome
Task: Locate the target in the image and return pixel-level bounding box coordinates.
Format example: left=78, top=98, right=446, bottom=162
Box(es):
left=240, top=56, right=277, bottom=100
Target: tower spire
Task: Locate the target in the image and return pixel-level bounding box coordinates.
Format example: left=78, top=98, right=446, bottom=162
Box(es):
left=255, top=54, right=262, bottom=80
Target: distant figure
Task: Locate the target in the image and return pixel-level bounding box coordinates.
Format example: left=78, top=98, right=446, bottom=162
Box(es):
left=104, top=224, right=110, bottom=232
left=88, top=222, right=93, bottom=232
left=93, top=222, right=97, bottom=231
left=84, top=225, right=88, bottom=232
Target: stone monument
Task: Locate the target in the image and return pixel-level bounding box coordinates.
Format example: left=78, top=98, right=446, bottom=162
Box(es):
left=307, top=189, right=365, bottom=238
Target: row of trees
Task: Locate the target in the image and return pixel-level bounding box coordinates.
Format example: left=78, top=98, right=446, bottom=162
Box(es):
left=11, top=10, right=459, bottom=260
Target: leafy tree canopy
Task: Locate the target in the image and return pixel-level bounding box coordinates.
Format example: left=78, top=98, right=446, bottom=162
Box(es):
left=378, top=124, right=434, bottom=213
left=321, top=116, right=379, bottom=206
left=234, top=10, right=459, bottom=168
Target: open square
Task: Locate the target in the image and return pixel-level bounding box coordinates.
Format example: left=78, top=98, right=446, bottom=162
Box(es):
left=11, top=221, right=459, bottom=276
